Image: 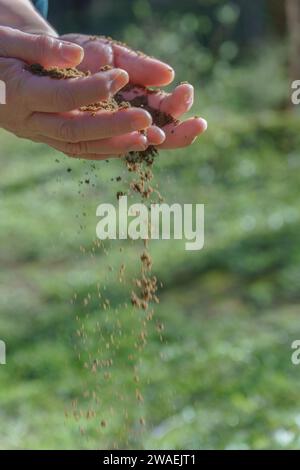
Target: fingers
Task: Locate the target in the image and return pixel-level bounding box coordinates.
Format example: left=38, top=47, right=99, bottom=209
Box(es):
left=120, top=83, right=194, bottom=120
left=60, top=34, right=114, bottom=73
left=112, top=42, right=175, bottom=86
left=78, top=40, right=113, bottom=73
left=145, top=126, right=166, bottom=145
left=118, top=84, right=206, bottom=149
left=28, top=108, right=153, bottom=141
left=24, top=68, right=129, bottom=112
left=40, top=131, right=148, bottom=157
left=56, top=33, right=175, bottom=86
left=158, top=117, right=208, bottom=149
left=36, top=117, right=205, bottom=158
left=61, top=35, right=175, bottom=86
left=37, top=125, right=165, bottom=161
left=0, top=26, right=84, bottom=68
left=156, top=84, right=194, bottom=119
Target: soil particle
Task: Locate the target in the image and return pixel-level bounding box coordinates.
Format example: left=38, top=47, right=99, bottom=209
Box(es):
left=117, top=191, right=126, bottom=200
left=26, top=63, right=90, bottom=79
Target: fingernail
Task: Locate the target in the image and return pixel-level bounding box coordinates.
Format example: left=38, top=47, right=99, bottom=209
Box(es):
left=200, top=118, right=208, bottom=132
left=131, top=110, right=152, bottom=130
left=109, top=70, right=129, bottom=94
left=59, top=42, right=84, bottom=64
left=150, top=127, right=166, bottom=144
left=131, top=141, right=148, bottom=152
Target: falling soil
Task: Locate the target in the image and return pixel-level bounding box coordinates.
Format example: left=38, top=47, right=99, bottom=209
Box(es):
left=27, top=63, right=171, bottom=441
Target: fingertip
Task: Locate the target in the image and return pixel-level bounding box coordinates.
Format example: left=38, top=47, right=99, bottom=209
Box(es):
left=161, top=63, right=175, bottom=85
left=137, top=134, right=148, bottom=150
left=114, top=68, right=130, bottom=86
left=128, top=131, right=148, bottom=147
left=158, top=117, right=208, bottom=149
left=75, top=44, right=85, bottom=65
left=174, top=83, right=194, bottom=109
left=109, top=68, right=130, bottom=93
left=187, top=117, right=208, bottom=135
left=59, top=41, right=85, bottom=66
left=167, top=66, right=175, bottom=84
left=177, top=83, right=194, bottom=98
left=154, top=62, right=175, bottom=86
left=187, top=118, right=208, bottom=145
left=196, top=117, right=208, bottom=133
left=146, top=126, right=166, bottom=145
left=131, top=108, right=153, bottom=130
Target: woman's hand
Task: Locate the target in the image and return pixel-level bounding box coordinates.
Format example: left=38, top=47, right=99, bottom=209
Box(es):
left=0, top=27, right=162, bottom=160
left=60, top=33, right=208, bottom=155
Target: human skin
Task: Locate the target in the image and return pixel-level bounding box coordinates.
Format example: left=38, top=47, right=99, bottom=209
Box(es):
left=0, top=0, right=207, bottom=160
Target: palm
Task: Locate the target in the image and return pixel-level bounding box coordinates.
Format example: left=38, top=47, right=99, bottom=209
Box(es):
left=61, top=34, right=207, bottom=150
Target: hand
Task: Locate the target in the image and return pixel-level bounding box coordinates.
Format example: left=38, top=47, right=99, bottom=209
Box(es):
left=60, top=34, right=208, bottom=157
left=0, top=27, right=160, bottom=159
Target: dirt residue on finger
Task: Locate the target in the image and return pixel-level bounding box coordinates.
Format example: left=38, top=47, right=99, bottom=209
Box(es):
left=26, top=63, right=131, bottom=116
left=118, top=84, right=176, bottom=128
left=26, top=63, right=90, bottom=79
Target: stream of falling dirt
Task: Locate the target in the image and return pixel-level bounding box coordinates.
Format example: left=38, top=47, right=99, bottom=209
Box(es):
left=69, top=157, right=167, bottom=448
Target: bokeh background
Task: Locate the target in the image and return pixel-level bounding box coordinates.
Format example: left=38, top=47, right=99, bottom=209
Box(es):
left=1, top=0, right=300, bottom=450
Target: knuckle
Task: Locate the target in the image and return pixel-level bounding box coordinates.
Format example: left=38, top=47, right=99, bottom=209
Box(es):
left=110, top=114, right=123, bottom=135
left=99, top=77, right=110, bottom=99
left=76, top=141, right=90, bottom=155
left=35, top=34, right=55, bottom=57
left=58, top=120, right=78, bottom=143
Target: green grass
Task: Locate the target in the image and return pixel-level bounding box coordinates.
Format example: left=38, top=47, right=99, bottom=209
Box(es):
left=1, top=82, right=300, bottom=449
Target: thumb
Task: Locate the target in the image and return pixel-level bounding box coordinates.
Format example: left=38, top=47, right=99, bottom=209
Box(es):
left=0, top=26, right=84, bottom=68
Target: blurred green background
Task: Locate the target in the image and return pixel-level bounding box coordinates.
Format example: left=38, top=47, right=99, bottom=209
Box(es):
left=1, top=0, right=300, bottom=450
